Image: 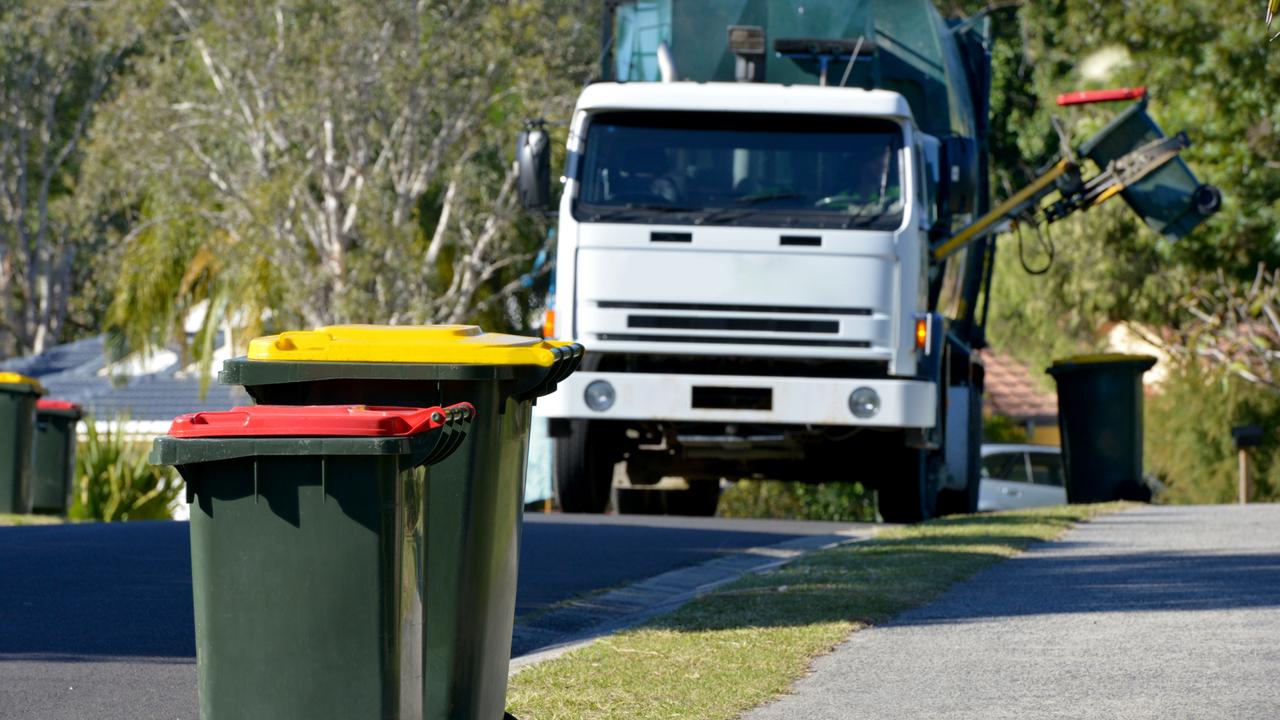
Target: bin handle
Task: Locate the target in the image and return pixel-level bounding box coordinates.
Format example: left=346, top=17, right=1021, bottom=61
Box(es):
left=411, top=402, right=475, bottom=468
left=513, top=343, right=585, bottom=401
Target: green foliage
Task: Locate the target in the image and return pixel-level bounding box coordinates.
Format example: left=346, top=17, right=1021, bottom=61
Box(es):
left=1146, top=363, right=1280, bottom=504
left=941, top=1, right=1280, bottom=365
left=83, top=0, right=599, bottom=378
left=71, top=417, right=182, bottom=522
left=0, top=0, right=141, bottom=358
left=718, top=480, right=876, bottom=522
left=983, top=413, right=1028, bottom=443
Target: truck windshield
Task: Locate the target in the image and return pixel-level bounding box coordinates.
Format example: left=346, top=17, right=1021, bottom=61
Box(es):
left=575, top=111, right=906, bottom=230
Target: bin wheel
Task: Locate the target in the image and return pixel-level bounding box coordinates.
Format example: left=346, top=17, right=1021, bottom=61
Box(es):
left=877, top=448, right=940, bottom=524
left=553, top=420, right=618, bottom=513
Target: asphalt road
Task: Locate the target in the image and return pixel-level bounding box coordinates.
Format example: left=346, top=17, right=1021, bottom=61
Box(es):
left=0, top=512, right=862, bottom=719
left=746, top=504, right=1280, bottom=720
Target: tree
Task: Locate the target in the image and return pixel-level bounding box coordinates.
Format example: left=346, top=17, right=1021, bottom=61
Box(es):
left=0, top=2, right=134, bottom=357
left=943, top=0, right=1280, bottom=376
left=90, top=0, right=597, bottom=370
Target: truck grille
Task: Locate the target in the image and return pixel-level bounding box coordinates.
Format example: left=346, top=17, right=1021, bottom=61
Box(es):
left=598, top=300, right=871, bottom=316
left=597, top=333, right=870, bottom=348
left=627, top=315, right=838, bottom=334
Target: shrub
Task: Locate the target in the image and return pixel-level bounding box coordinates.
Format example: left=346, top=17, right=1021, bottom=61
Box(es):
left=718, top=480, right=876, bottom=522
left=1145, top=363, right=1280, bottom=504
left=984, top=413, right=1027, bottom=443
left=71, top=417, right=182, bottom=522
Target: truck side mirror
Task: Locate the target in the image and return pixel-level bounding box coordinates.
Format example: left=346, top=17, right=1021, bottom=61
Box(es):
left=517, top=121, right=552, bottom=211
left=941, top=136, right=978, bottom=215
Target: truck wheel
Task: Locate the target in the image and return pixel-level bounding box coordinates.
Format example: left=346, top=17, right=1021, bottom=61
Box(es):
left=553, top=420, right=618, bottom=513
left=877, top=449, right=940, bottom=524
left=935, top=462, right=979, bottom=516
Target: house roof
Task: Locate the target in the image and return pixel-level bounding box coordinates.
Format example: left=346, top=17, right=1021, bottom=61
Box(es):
left=980, top=349, right=1058, bottom=422
left=0, top=335, right=248, bottom=423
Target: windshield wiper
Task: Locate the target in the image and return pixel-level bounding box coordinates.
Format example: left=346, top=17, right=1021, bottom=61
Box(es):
left=734, top=192, right=805, bottom=205
left=582, top=203, right=699, bottom=221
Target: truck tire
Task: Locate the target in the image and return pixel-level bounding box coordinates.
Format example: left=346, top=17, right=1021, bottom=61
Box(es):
left=553, top=420, right=618, bottom=513
left=877, top=449, right=940, bottom=524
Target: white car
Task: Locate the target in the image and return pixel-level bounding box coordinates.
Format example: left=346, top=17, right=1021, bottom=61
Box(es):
left=978, top=444, right=1066, bottom=512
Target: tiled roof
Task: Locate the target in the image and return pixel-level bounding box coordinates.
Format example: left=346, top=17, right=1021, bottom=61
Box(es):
left=1, top=336, right=247, bottom=422
left=0, top=335, right=108, bottom=377
left=980, top=349, right=1058, bottom=422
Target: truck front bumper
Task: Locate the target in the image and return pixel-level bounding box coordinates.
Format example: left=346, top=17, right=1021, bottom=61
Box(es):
left=538, top=372, right=937, bottom=428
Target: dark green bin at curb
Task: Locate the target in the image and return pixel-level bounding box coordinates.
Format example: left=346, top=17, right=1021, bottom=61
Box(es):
left=0, top=372, right=47, bottom=514
left=32, top=400, right=83, bottom=515
left=151, top=403, right=473, bottom=720
left=218, top=325, right=583, bottom=720
left=1047, top=354, right=1157, bottom=504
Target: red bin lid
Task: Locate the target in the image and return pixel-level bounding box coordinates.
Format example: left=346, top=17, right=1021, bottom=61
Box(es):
left=37, top=399, right=81, bottom=411
left=166, top=404, right=473, bottom=438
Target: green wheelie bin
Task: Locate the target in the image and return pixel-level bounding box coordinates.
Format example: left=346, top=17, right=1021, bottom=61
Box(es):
left=0, top=372, right=46, bottom=514
left=151, top=403, right=474, bottom=720
left=1047, top=354, right=1157, bottom=504
left=218, top=325, right=583, bottom=720
left=31, top=400, right=83, bottom=515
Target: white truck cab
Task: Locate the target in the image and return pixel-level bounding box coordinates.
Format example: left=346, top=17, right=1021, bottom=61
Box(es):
left=537, top=82, right=974, bottom=519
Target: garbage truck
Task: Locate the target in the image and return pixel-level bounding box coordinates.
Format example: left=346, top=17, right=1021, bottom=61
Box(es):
left=517, top=0, right=1219, bottom=521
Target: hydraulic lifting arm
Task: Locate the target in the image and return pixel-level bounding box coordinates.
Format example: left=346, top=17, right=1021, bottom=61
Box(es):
left=932, top=91, right=1215, bottom=264
left=932, top=131, right=1194, bottom=263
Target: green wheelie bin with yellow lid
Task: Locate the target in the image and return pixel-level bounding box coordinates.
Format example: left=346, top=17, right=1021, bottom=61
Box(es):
left=218, top=325, right=583, bottom=720
left=0, top=372, right=46, bottom=514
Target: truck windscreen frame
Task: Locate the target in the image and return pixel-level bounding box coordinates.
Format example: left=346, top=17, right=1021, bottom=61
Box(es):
left=573, top=111, right=906, bottom=230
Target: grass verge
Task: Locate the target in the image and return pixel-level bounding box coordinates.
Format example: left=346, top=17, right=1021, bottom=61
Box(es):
left=507, top=503, right=1129, bottom=719
left=0, top=513, right=63, bottom=526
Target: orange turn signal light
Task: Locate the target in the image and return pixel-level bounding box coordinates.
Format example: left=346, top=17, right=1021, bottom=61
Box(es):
left=915, top=317, right=929, bottom=351
left=542, top=309, right=556, bottom=339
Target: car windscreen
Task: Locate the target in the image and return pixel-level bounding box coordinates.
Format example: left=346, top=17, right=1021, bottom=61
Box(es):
left=574, top=111, right=905, bottom=230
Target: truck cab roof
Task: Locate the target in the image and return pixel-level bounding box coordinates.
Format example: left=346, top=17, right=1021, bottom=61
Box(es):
left=575, top=82, right=914, bottom=123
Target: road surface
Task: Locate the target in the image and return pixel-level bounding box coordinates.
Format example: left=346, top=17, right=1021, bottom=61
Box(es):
left=0, top=513, right=865, bottom=719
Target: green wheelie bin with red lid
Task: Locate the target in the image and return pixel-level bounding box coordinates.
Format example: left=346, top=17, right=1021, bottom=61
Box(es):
left=151, top=403, right=473, bottom=720
left=31, top=399, right=83, bottom=515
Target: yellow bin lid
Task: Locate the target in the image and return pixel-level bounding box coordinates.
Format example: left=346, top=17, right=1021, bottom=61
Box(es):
left=0, top=372, right=45, bottom=393
left=247, top=325, right=573, bottom=367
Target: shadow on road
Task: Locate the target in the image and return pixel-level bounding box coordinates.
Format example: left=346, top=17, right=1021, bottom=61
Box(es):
left=638, top=508, right=1280, bottom=638
left=894, top=546, right=1280, bottom=624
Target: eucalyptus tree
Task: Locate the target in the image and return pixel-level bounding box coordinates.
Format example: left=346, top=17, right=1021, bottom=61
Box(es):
left=0, top=2, right=136, bottom=356
left=92, top=0, right=595, bottom=368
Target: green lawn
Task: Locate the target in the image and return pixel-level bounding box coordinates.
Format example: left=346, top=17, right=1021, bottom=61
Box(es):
left=508, top=504, right=1127, bottom=720
left=0, top=513, right=63, bottom=526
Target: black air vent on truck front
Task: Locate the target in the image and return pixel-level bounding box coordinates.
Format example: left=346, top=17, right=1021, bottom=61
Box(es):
left=650, top=231, right=692, bottom=243
left=627, top=316, right=838, bottom=334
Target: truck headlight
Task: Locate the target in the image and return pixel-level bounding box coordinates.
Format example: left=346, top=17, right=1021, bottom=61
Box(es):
left=584, top=380, right=616, bottom=412
left=848, top=387, right=880, bottom=419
